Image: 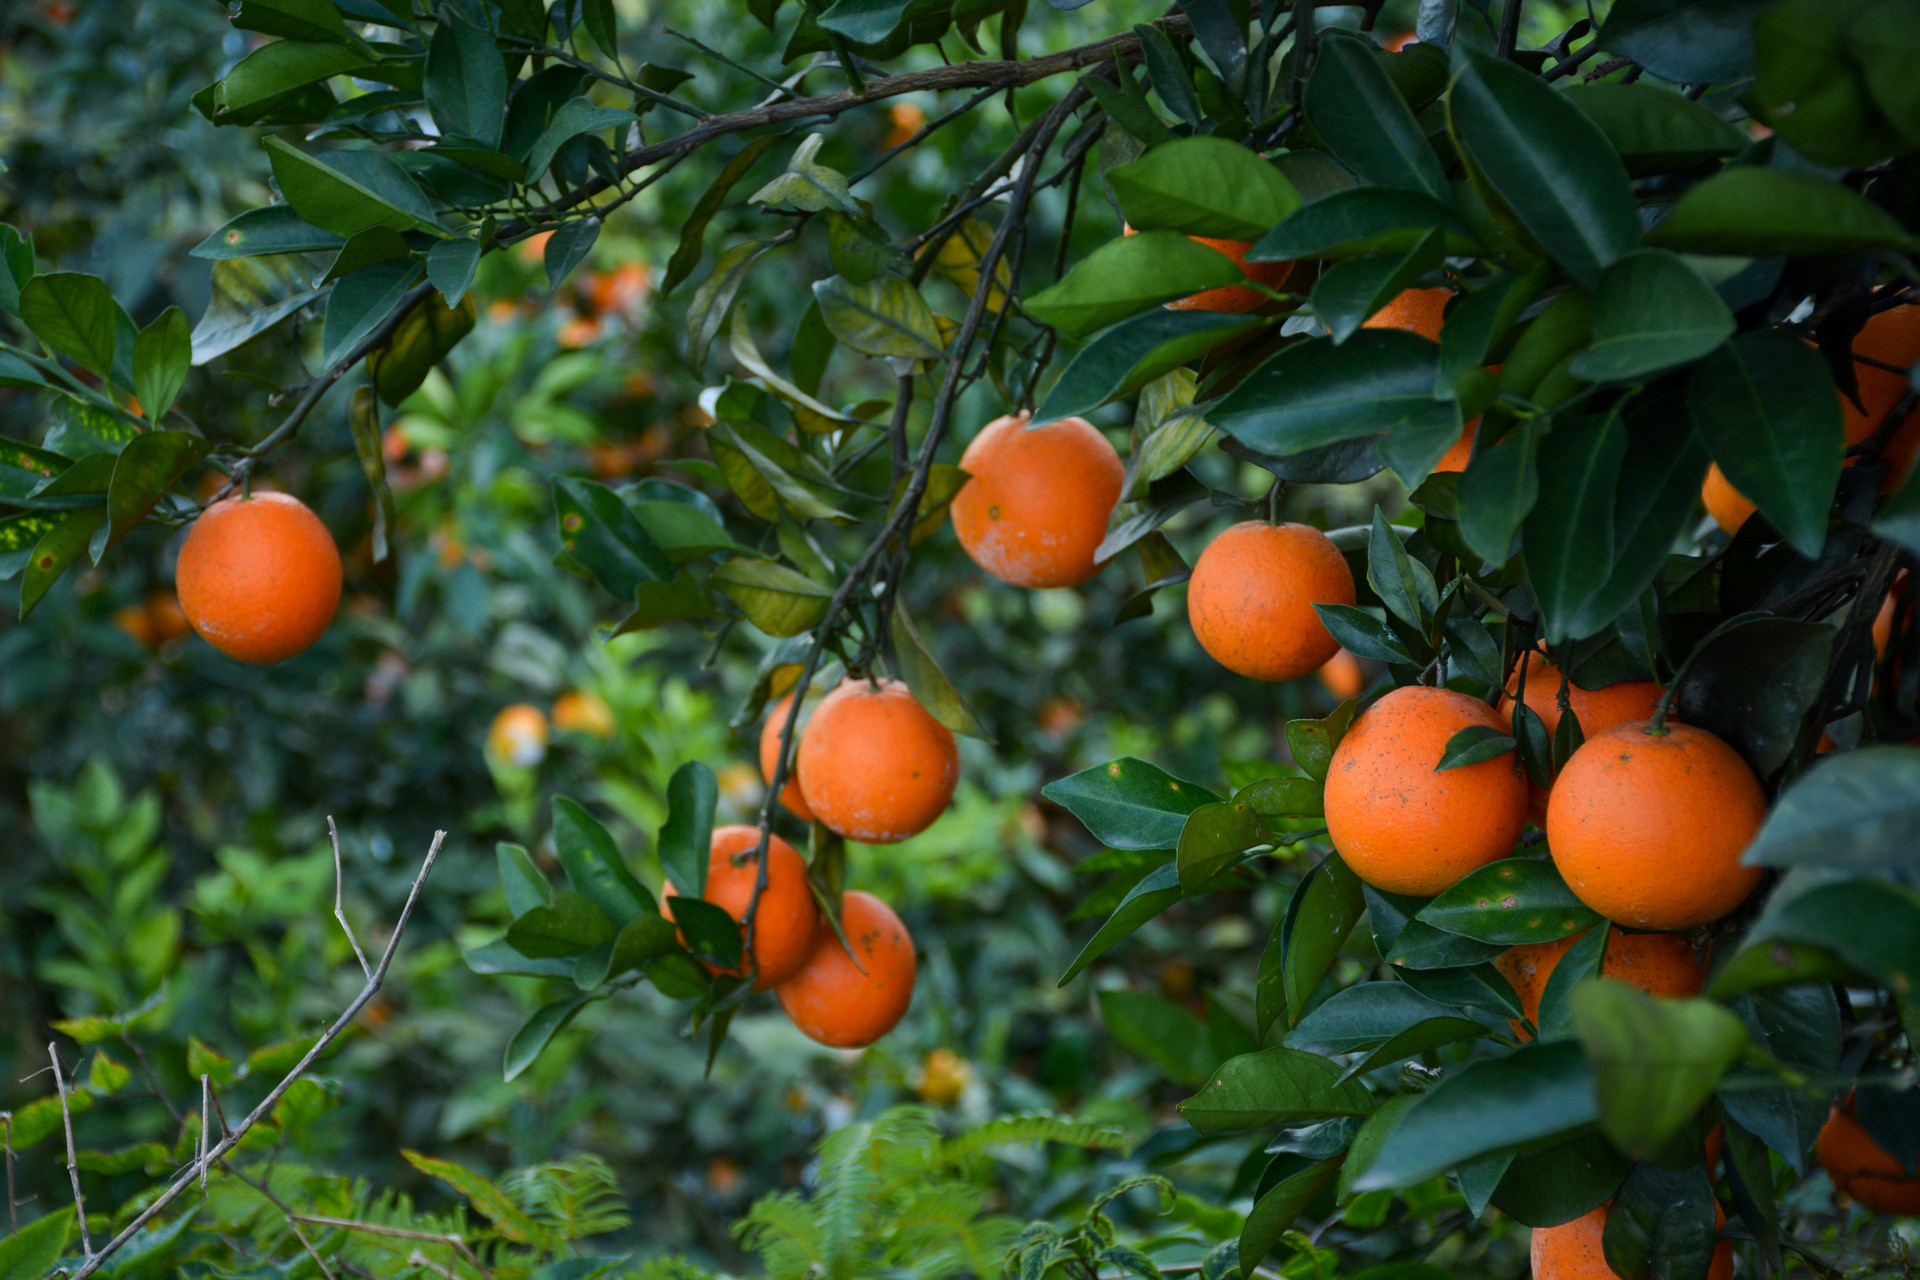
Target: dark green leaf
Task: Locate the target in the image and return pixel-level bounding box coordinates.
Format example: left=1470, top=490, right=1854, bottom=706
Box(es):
left=1435, top=725, right=1517, bottom=772
left=1647, top=167, right=1918, bottom=257
left=266, top=137, right=440, bottom=237
left=216, top=39, right=367, bottom=119
left=1602, top=1161, right=1721, bottom=1280
left=1027, top=231, right=1246, bottom=340
left=1060, top=862, right=1184, bottom=983
left=552, top=796, right=653, bottom=925
left=20, top=272, right=124, bottom=380
left=191, top=204, right=345, bottom=259
left=1525, top=411, right=1628, bottom=643
left=1719, top=879, right=1920, bottom=998
left=1252, top=187, right=1479, bottom=262
left=101, top=431, right=211, bottom=559
left=132, top=307, right=190, bottom=424
left=1312, top=230, right=1446, bottom=346
left=687, top=240, right=772, bottom=369
left=1176, top=1046, right=1375, bottom=1133
left=233, top=0, right=353, bottom=42
left=1570, top=399, right=1710, bottom=636
left=669, top=896, right=743, bottom=969
left=1418, top=858, right=1600, bottom=945
left=663, top=136, right=782, bottom=294
left=1674, top=615, right=1832, bottom=778
left=525, top=98, right=638, bottom=179
left=658, top=762, right=717, bottom=898
left=554, top=475, right=674, bottom=602
left=1042, top=757, right=1222, bottom=851
left=1536, top=923, right=1610, bottom=1043
left=1742, top=746, right=1920, bottom=874
left=1489, top=1132, right=1632, bottom=1227
left=191, top=255, right=325, bottom=364
left=1266, top=853, right=1367, bottom=1030
left=504, top=995, right=597, bottom=1081
left=1234, top=775, right=1324, bottom=819
left=1449, top=50, right=1639, bottom=287
left=498, top=843, right=553, bottom=917
left=426, top=16, right=508, bottom=147
left=1367, top=506, right=1438, bottom=627
left=1315, top=603, right=1415, bottom=665
left=1718, top=985, right=1840, bottom=1171
left=1035, top=310, right=1268, bottom=425
left=1457, top=422, right=1539, bottom=565
left=1240, top=1156, right=1342, bottom=1273
left=1593, top=0, right=1764, bottom=84
left=320, top=258, right=424, bottom=369
left=1176, top=800, right=1266, bottom=890
left=1107, top=136, right=1302, bottom=240
left=1571, top=980, right=1748, bottom=1157
left=506, top=890, right=618, bottom=958
left=1285, top=981, right=1489, bottom=1079
left=1570, top=250, right=1734, bottom=383
left=1397, top=962, right=1523, bottom=1016
left=1305, top=30, right=1448, bottom=200
left=545, top=218, right=601, bottom=292
left=1562, top=83, right=1748, bottom=175
left=20, top=507, right=106, bottom=617
left=819, top=0, right=913, bottom=43
left=1100, top=989, right=1217, bottom=1086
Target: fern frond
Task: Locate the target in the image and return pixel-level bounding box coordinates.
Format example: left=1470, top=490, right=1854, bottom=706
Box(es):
left=734, top=1190, right=831, bottom=1280
left=887, top=1185, right=1017, bottom=1280
left=934, top=1113, right=1130, bottom=1168
left=504, top=1154, right=632, bottom=1241
left=628, top=1256, right=724, bottom=1280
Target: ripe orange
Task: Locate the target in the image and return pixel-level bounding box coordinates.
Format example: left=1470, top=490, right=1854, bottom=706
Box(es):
left=1499, top=654, right=1662, bottom=821
left=1495, top=929, right=1704, bottom=1036
left=1364, top=287, right=1452, bottom=341
left=661, top=825, right=818, bottom=989
left=1187, top=522, right=1356, bottom=681
left=1547, top=721, right=1765, bottom=929
left=916, top=1047, right=973, bottom=1105
left=1532, top=1203, right=1730, bottom=1280
left=1324, top=686, right=1528, bottom=896
left=552, top=690, right=616, bottom=739
left=1434, top=425, right=1478, bottom=473
left=1317, top=649, right=1365, bottom=700
left=776, top=890, right=917, bottom=1047
left=759, top=691, right=815, bottom=824
left=1819, top=1092, right=1920, bottom=1214
left=796, top=678, right=959, bottom=843
left=176, top=492, right=342, bottom=664
left=951, top=412, right=1124, bottom=588
left=1706, top=305, right=1920, bottom=535
left=487, top=704, right=549, bottom=767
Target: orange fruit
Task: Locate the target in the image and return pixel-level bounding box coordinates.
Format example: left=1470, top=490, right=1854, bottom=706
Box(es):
left=146, top=591, right=190, bottom=646
left=1547, top=721, right=1765, bottom=929
left=552, top=689, right=616, bottom=739
left=916, top=1048, right=973, bottom=1105
left=1819, top=1092, right=1920, bottom=1215
left=759, top=691, right=816, bottom=824
left=486, top=704, right=549, bottom=767
left=1324, top=686, right=1528, bottom=895
left=776, top=890, right=917, bottom=1047
left=1434, top=425, right=1477, bottom=473
left=112, top=603, right=155, bottom=649
left=1532, top=1203, right=1730, bottom=1280
left=885, top=101, right=927, bottom=149
left=796, top=677, right=959, bottom=843
left=660, top=825, right=819, bottom=989
left=1317, top=649, right=1365, bottom=700
left=177, top=492, right=342, bottom=664
left=1499, top=653, right=1662, bottom=822
left=1187, top=522, right=1356, bottom=681
left=1364, top=287, right=1452, bottom=341
left=1496, top=929, right=1704, bottom=1036
left=1706, top=305, right=1920, bottom=535
left=952, top=412, right=1124, bottom=588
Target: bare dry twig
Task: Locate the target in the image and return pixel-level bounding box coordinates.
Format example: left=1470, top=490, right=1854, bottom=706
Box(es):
left=49, top=1045, right=91, bottom=1260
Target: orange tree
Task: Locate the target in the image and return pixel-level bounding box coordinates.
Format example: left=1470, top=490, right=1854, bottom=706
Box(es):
left=5, top=0, right=1920, bottom=1276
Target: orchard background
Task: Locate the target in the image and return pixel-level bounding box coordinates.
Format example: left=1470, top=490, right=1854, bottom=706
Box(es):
left=3, top=0, right=1920, bottom=1277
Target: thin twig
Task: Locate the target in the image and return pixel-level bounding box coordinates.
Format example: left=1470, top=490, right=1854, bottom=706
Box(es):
left=1495, top=0, right=1522, bottom=59
left=50, top=1045, right=91, bottom=1259
left=199, top=1076, right=210, bottom=1192
left=2, top=1112, right=15, bottom=1233
left=295, top=1214, right=497, bottom=1280
left=118, top=1035, right=182, bottom=1126
left=328, top=817, right=374, bottom=981
left=71, top=830, right=447, bottom=1280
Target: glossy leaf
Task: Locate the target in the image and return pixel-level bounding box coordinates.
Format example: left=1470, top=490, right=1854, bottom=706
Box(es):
left=101, top=431, right=212, bottom=559
left=1106, top=136, right=1302, bottom=240
left=658, top=761, right=718, bottom=898
left=552, top=796, right=653, bottom=926
left=266, top=137, right=440, bottom=238
left=1418, top=859, right=1599, bottom=945
left=1034, top=309, right=1267, bottom=425
left=132, top=307, right=190, bottom=424
left=1176, top=1046, right=1375, bottom=1134
left=1562, top=83, right=1747, bottom=174
left=1285, top=698, right=1359, bottom=782
left=1240, top=1156, right=1342, bottom=1274
left=1648, top=166, right=1918, bottom=257
left=498, top=843, right=553, bottom=917
left=216, top=39, right=367, bottom=119
left=812, top=273, right=942, bottom=358
left=425, top=15, right=507, bottom=147
left=1570, top=399, right=1710, bottom=637
left=1592, top=0, right=1764, bottom=84
left=506, top=890, right=618, bottom=958
left=1525, top=411, right=1628, bottom=644
left=524, top=98, right=638, bottom=179
left=1027, top=232, right=1246, bottom=340
left=20, top=272, right=124, bottom=380
left=1305, top=30, right=1448, bottom=200
left=1718, top=985, right=1841, bottom=1171
left=1572, top=980, right=1748, bottom=1157
left=1721, top=879, right=1920, bottom=997
left=1059, top=862, right=1183, bottom=983
left=1100, top=989, right=1216, bottom=1086
left=1601, top=1161, right=1721, bottom=1280
left=662, top=135, right=782, bottom=294
left=544, top=217, right=600, bottom=293
left=320, top=258, right=424, bottom=369
left=1456, top=422, right=1539, bottom=565
left=191, top=254, right=325, bottom=365
left=1673, top=616, right=1832, bottom=778
left=1285, top=981, right=1489, bottom=1077
left=1742, top=746, right=1920, bottom=874
left=1263, top=853, right=1366, bottom=1031
left=1313, top=229, right=1446, bottom=346
left=1488, top=1132, right=1632, bottom=1227
left=1252, top=187, right=1478, bottom=262
left=1449, top=50, right=1639, bottom=287
left=892, top=602, right=989, bottom=739
left=20, top=507, right=105, bottom=617
left=712, top=557, right=833, bottom=637
left=504, top=995, right=597, bottom=1081
left=1045, top=757, right=1222, bottom=853
left=554, top=476, right=674, bottom=600
left=191, top=205, right=345, bottom=260
left=1570, top=250, right=1733, bottom=383
left=1435, top=725, right=1516, bottom=771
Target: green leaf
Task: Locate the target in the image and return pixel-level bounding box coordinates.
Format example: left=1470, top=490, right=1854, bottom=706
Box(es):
left=1313, top=230, right=1447, bottom=346
left=320, top=258, right=425, bottom=369
left=818, top=0, right=913, bottom=43
left=1353, top=1040, right=1597, bottom=1189
left=1211, top=331, right=1458, bottom=486
left=1742, top=746, right=1920, bottom=874
left=266, top=137, right=440, bottom=238
left=1435, top=725, right=1517, bottom=771
left=1234, top=775, right=1325, bottom=819
left=1525, top=411, right=1628, bottom=644
left=1751, top=0, right=1907, bottom=167
left=552, top=796, right=653, bottom=926
left=1099, top=989, right=1217, bottom=1086
left=217, top=40, right=368, bottom=119
left=497, top=842, right=553, bottom=916
left=726, top=317, right=857, bottom=438
left=0, top=1211, right=75, bottom=1280
left=1315, top=604, right=1416, bottom=665
left=1691, top=331, right=1844, bottom=558
left=131, top=307, right=190, bottom=424
left=749, top=133, right=860, bottom=216
left=1570, top=980, right=1747, bottom=1158
left=1562, top=83, right=1748, bottom=175
left=1488, top=1131, right=1632, bottom=1227
left=544, top=217, right=600, bottom=293
left=0, top=223, right=32, bottom=317
left=233, top=0, right=353, bottom=41
left=1026, top=232, right=1246, bottom=340
left=1718, top=985, right=1839, bottom=1170
left=1041, top=757, right=1222, bottom=851
left=404, top=1151, right=555, bottom=1247
left=812, top=273, right=942, bottom=358
left=1537, top=924, right=1610, bottom=1043
left=426, top=16, right=507, bottom=148
left=657, top=761, right=718, bottom=897
left=1449, top=50, right=1639, bottom=288
left=1602, top=1160, right=1721, bottom=1280
left=554, top=475, right=674, bottom=600
left=191, top=204, right=346, bottom=260
left=1648, top=166, right=1918, bottom=257
left=1107, top=136, right=1302, bottom=240
left=669, top=896, right=743, bottom=969
left=1569, top=397, right=1710, bottom=637
left=465, top=938, right=577, bottom=979
left=712, top=557, right=833, bottom=637
left=1305, top=30, right=1448, bottom=200
left=20, top=507, right=106, bottom=617
left=609, top=568, right=718, bottom=635
left=1177, top=1046, right=1375, bottom=1133
left=1285, top=981, right=1489, bottom=1081
left=1035, top=309, right=1268, bottom=424
left=1417, top=858, right=1600, bottom=945
left=1570, top=250, right=1734, bottom=383
left=524, top=98, right=639, bottom=179
left=1717, top=879, right=1920, bottom=998
left=191, top=254, right=325, bottom=364
left=1253, top=187, right=1480, bottom=262
left=1285, top=698, right=1359, bottom=782
left=1592, top=0, right=1764, bottom=85
left=892, top=602, right=989, bottom=739
left=506, top=890, right=618, bottom=958
left=1059, top=862, right=1184, bottom=984
left=1176, top=800, right=1266, bottom=891
left=687, top=241, right=771, bottom=370
left=663, top=135, right=782, bottom=295
left=1673, top=616, right=1832, bottom=778
left=1240, top=1156, right=1342, bottom=1274
left=1367, top=506, right=1438, bottom=628
left=1852, top=0, right=1920, bottom=149
left=101, top=431, right=212, bottom=559
left=426, top=236, right=481, bottom=307
left=20, top=272, right=125, bottom=380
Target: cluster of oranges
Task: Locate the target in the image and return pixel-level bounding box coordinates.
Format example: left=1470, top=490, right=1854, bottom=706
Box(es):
left=485, top=692, right=617, bottom=768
